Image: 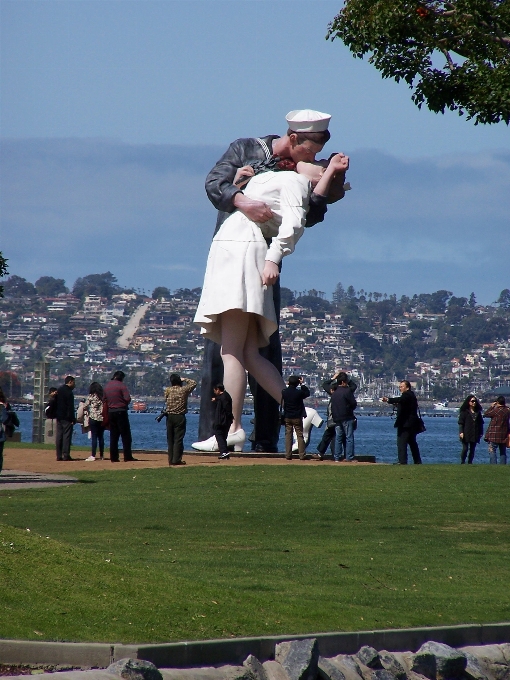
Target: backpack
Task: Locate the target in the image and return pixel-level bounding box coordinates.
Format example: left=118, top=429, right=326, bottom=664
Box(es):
left=45, top=396, right=58, bottom=419
left=4, top=408, right=19, bottom=438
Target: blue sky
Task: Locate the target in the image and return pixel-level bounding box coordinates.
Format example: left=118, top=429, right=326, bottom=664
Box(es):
left=1, top=0, right=509, bottom=303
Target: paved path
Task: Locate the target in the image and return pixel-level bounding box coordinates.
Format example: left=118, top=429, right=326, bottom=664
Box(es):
left=116, top=301, right=153, bottom=349
left=0, top=470, right=78, bottom=490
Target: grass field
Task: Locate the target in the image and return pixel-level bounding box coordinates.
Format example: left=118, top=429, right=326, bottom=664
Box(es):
left=1, top=465, right=509, bottom=643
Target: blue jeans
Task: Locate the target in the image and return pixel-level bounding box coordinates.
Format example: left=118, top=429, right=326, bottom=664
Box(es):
left=488, top=442, right=507, bottom=464
left=335, top=420, right=355, bottom=461
left=89, top=419, right=105, bottom=458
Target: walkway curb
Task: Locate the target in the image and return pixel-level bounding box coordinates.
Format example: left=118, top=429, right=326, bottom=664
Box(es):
left=1, top=623, right=509, bottom=668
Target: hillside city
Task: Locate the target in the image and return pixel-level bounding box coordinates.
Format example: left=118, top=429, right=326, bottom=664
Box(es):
left=1, top=272, right=509, bottom=403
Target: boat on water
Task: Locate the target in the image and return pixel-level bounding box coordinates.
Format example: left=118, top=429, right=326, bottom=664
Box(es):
left=131, top=401, right=147, bottom=413
left=433, top=401, right=456, bottom=412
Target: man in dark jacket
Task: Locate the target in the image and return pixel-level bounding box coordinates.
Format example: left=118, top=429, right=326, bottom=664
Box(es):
left=331, top=372, right=357, bottom=462
left=212, top=384, right=234, bottom=461
left=382, top=381, right=422, bottom=464
left=55, top=376, right=76, bottom=461
left=198, top=109, right=349, bottom=453
left=103, top=370, right=135, bottom=463
left=315, top=371, right=358, bottom=459
left=282, top=375, right=310, bottom=460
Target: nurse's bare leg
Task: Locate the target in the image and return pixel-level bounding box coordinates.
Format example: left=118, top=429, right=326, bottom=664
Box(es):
left=244, top=315, right=286, bottom=403
left=219, top=309, right=250, bottom=433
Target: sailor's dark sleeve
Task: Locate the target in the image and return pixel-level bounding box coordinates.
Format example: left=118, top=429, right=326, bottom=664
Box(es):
left=205, top=140, right=246, bottom=214
left=305, top=192, right=328, bottom=227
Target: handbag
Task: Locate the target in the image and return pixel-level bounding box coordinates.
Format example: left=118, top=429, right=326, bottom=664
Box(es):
left=76, top=400, right=86, bottom=424
left=416, top=406, right=426, bottom=434
left=507, top=433, right=510, bottom=448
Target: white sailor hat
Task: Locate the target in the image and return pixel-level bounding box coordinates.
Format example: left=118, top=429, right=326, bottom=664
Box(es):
left=286, top=109, right=331, bottom=133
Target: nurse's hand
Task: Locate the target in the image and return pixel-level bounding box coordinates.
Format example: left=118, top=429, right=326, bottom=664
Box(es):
left=262, top=260, right=280, bottom=286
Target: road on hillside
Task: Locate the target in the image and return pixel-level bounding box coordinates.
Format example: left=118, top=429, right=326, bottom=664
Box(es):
left=116, top=301, right=153, bottom=349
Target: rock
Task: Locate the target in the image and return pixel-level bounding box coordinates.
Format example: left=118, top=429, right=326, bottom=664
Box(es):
left=372, top=671, right=398, bottom=680
left=318, top=658, right=346, bottom=680
left=379, top=652, right=407, bottom=680
left=412, top=642, right=467, bottom=680
left=275, top=639, right=319, bottom=680
left=107, top=659, right=163, bottom=680
left=357, top=648, right=382, bottom=670
left=461, top=651, right=493, bottom=680
left=460, top=647, right=510, bottom=680
left=263, top=661, right=293, bottom=680
left=223, top=665, right=256, bottom=680
left=327, top=656, right=364, bottom=680
left=244, top=656, right=268, bottom=680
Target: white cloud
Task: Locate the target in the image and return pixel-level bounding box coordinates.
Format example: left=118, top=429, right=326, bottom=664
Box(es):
left=1, top=139, right=508, bottom=302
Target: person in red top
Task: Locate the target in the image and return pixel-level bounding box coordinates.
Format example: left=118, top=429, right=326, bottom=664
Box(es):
left=103, top=370, right=136, bottom=463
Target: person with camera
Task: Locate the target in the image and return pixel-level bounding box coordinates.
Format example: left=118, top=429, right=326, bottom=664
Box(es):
left=331, top=372, right=357, bottom=462
left=382, top=381, right=422, bottom=465
left=484, top=396, right=510, bottom=464
left=281, top=375, right=310, bottom=460
left=163, top=373, right=197, bottom=466
left=315, top=371, right=358, bottom=460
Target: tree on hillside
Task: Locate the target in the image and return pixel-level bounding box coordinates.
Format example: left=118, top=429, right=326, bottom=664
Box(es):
left=0, top=252, right=8, bottom=298
left=35, top=276, right=68, bottom=297
left=327, top=0, right=510, bottom=124
left=496, top=288, right=510, bottom=308
left=333, top=282, right=347, bottom=304
left=2, top=275, right=36, bottom=298
left=72, top=272, right=121, bottom=299
left=280, top=287, right=296, bottom=307
left=152, top=286, right=171, bottom=300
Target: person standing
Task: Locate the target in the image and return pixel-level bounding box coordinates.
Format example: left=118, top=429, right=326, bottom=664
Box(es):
left=84, top=382, right=106, bottom=461
left=0, top=388, right=10, bottom=475
left=331, top=372, right=357, bottom=462
left=315, top=371, right=358, bottom=460
left=212, top=384, right=234, bottom=461
left=55, top=376, right=76, bottom=461
left=484, top=396, right=510, bottom=464
left=103, top=370, right=135, bottom=463
left=282, top=375, right=310, bottom=460
left=382, top=380, right=422, bottom=465
left=164, top=373, right=197, bottom=466
left=458, top=395, right=484, bottom=464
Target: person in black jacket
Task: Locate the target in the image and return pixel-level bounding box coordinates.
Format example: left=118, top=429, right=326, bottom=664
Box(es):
left=198, top=109, right=348, bottom=453
left=212, top=384, right=234, bottom=461
left=282, top=375, right=310, bottom=460
left=331, top=372, right=357, bottom=461
left=55, top=376, right=76, bottom=461
left=315, top=371, right=358, bottom=460
left=382, top=381, right=422, bottom=465
left=458, top=394, right=484, bottom=464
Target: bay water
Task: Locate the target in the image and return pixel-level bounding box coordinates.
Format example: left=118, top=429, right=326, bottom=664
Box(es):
left=14, top=410, right=494, bottom=465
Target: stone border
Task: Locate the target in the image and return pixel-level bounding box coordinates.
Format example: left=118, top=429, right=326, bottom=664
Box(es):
left=1, top=623, right=508, bottom=668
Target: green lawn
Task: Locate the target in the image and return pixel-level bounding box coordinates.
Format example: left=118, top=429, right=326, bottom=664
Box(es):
left=1, top=465, right=509, bottom=643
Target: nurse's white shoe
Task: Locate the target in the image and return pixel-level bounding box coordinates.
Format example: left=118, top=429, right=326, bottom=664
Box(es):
left=191, top=436, right=219, bottom=452
left=192, top=429, right=245, bottom=452
left=226, top=429, right=245, bottom=452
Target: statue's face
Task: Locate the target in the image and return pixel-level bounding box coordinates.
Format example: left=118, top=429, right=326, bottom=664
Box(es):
left=289, top=135, right=324, bottom=163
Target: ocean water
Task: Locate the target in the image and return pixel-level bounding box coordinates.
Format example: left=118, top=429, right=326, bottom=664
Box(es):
left=14, top=410, right=495, bottom=465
